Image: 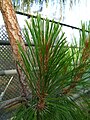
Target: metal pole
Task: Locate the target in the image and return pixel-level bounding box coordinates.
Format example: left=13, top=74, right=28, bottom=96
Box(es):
left=0, top=69, right=17, bottom=76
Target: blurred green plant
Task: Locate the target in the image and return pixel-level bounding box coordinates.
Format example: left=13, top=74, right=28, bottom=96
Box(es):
left=13, top=0, right=49, bottom=12
left=13, top=0, right=81, bottom=12
left=12, top=15, right=90, bottom=120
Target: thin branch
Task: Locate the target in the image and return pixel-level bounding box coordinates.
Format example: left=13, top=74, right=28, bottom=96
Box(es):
left=0, top=96, right=26, bottom=110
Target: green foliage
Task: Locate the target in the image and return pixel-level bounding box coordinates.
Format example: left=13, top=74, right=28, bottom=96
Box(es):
left=12, top=16, right=90, bottom=120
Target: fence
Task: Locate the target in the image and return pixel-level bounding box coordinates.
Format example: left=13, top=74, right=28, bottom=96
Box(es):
left=0, top=25, right=22, bottom=120
left=0, top=26, right=21, bottom=101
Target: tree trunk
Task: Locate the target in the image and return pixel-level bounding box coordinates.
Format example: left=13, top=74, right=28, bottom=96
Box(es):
left=0, top=0, right=30, bottom=99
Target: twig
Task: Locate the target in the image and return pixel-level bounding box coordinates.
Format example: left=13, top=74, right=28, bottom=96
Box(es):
left=0, top=96, right=26, bottom=110
left=0, top=76, right=14, bottom=101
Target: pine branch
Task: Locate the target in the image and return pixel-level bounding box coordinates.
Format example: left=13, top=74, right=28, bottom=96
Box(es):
left=63, top=39, right=90, bottom=95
